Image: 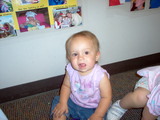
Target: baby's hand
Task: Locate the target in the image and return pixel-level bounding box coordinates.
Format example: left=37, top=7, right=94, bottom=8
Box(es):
left=88, top=113, right=103, bottom=120
left=52, top=103, right=68, bottom=118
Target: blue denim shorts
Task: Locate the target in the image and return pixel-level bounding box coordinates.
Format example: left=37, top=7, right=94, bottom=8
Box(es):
left=50, top=96, right=107, bottom=120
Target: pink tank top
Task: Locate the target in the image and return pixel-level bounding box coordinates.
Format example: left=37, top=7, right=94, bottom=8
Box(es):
left=137, top=65, right=160, bottom=91
left=137, top=65, right=160, bottom=116
left=66, top=63, right=110, bottom=108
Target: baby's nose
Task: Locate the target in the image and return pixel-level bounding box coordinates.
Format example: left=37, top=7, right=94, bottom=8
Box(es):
left=78, top=54, right=84, bottom=60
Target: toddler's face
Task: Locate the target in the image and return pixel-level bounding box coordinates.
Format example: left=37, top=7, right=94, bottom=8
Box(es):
left=58, top=16, right=62, bottom=21
left=68, top=36, right=100, bottom=76
left=28, top=16, right=35, bottom=21
left=66, top=13, right=72, bottom=18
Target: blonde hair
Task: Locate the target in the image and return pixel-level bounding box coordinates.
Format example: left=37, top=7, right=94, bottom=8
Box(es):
left=65, top=30, right=100, bottom=59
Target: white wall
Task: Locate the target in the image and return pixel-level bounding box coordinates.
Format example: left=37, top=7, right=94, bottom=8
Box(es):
left=0, top=0, right=160, bottom=89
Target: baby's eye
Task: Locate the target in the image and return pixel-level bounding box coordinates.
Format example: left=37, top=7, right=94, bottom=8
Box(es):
left=72, top=53, right=78, bottom=57
left=85, top=51, right=89, bottom=55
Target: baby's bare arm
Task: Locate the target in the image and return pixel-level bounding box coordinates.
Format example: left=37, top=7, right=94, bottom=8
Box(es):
left=90, top=74, right=112, bottom=120
left=52, top=72, right=71, bottom=117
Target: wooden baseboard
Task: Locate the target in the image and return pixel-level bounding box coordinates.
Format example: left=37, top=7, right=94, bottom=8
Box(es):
left=0, top=53, right=160, bottom=103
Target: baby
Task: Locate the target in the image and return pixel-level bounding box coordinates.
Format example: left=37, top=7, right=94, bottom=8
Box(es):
left=107, top=65, right=160, bottom=120
left=20, top=11, right=40, bottom=31
left=50, top=31, right=112, bottom=120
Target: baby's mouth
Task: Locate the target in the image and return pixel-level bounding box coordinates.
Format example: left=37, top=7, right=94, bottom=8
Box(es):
left=78, top=63, right=86, bottom=68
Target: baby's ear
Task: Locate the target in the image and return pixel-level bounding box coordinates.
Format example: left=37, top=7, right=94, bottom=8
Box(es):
left=67, top=55, right=71, bottom=61
left=96, top=51, right=100, bottom=61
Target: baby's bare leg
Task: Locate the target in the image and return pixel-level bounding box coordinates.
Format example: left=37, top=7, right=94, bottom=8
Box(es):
left=141, top=105, right=158, bottom=120
left=120, top=87, right=150, bottom=109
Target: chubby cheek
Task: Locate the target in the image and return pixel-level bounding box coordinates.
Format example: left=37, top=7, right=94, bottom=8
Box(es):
left=87, top=59, right=96, bottom=67
left=70, top=57, right=77, bottom=63
left=70, top=58, right=78, bottom=68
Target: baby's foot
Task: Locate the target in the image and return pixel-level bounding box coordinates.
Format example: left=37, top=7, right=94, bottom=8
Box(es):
left=106, top=100, right=127, bottom=120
